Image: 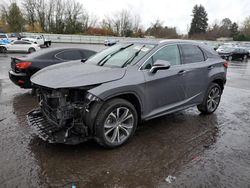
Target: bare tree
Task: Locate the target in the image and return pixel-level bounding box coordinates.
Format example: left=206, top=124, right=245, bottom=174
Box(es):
left=64, top=0, right=83, bottom=33
left=242, top=16, right=250, bottom=36
left=22, top=0, right=36, bottom=31
left=132, top=14, right=141, bottom=33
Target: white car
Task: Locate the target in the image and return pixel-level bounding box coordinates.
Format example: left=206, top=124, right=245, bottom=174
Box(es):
left=0, top=40, right=40, bottom=53
left=21, top=35, right=51, bottom=47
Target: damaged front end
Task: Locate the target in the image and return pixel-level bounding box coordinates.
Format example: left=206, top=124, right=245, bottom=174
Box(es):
left=27, top=87, right=102, bottom=144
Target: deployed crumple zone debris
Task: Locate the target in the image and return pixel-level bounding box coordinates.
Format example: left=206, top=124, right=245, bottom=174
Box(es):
left=165, top=175, right=176, bottom=183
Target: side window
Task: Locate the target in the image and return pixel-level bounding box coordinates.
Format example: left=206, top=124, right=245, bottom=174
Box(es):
left=180, top=44, right=205, bottom=64
left=56, top=50, right=83, bottom=60
left=22, top=41, right=31, bottom=45
left=13, top=41, right=22, bottom=44
left=144, top=45, right=181, bottom=69
left=14, top=41, right=30, bottom=45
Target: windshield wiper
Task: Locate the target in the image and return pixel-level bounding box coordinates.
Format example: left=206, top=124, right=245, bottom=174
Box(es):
left=122, top=45, right=146, bottom=68
left=98, top=44, right=134, bottom=66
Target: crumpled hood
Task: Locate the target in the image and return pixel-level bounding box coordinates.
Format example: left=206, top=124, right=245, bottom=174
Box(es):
left=31, top=60, right=126, bottom=89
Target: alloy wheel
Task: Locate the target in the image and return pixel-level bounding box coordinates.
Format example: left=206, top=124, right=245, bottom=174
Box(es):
left=207, top=87, right=221, bottom=112
left=104, top=107, right=134, bottom=144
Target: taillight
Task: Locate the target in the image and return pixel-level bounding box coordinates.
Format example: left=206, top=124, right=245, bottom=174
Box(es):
left=16, top=62, right=32, bottom=69
left=223, top=62, right=229, bottom=69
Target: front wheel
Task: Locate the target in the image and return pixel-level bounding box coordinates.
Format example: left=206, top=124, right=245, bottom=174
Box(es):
left=95, top=98, right=138, bottom=148
left=197, top=83, right=222, bottom=114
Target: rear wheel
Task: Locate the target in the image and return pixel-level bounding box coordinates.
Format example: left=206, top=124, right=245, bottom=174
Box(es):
left=28, top=47, right=36, bottom=53
left=1, top=46, right=7, bottom=53
left=197, top=83, right=222, bottom=114
left=95, top=98, right=138, bottom=148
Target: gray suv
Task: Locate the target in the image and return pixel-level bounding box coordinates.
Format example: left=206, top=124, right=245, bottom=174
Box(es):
left=27, top=40, right=227, bottom=148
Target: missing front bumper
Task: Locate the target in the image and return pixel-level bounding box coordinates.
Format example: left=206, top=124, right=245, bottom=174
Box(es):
left=27, top=108, right=89, bottom=145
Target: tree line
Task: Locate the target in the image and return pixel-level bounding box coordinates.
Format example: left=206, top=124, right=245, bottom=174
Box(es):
left=0, top=0, right=179, bottom=38
left=1, top=1, right=250, bottom=41
left=188, top=4, right=250, bottom=41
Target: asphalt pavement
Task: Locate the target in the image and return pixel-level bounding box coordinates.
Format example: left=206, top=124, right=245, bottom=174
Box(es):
left=0, top=43, right=250, bottom=188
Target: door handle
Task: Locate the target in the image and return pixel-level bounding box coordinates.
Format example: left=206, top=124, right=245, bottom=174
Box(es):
left=178, top=70, right=187, bottom=75
left=208, top=65, right=215, bottom=70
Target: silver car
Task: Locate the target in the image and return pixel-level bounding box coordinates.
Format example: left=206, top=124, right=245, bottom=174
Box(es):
left=27, top=40, right=227, bottom=148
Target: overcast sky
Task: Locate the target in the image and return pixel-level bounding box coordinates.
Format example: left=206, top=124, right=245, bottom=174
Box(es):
left=81, top=0, right=250, bottom=34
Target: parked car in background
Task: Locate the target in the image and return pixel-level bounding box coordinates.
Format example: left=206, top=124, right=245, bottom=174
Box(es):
left=9, top=47, right=96, bottom=88
left=0, top=33, right=12, bottom=45
left=104, top=39, right=119, bottom=46
left=216, top=46, right=249, bottom=61
left=0, top=34, right=12, bottom=52
left=0, top=33, right=9, bottom=40
left=202, top=41, right=220, bottom=51
left=239, top=43, right=250, bottom=56
left=27, top=40, right=227, bottom=148
left=21, top=35, right=52, bottom=47
left=0, top=40, right=40, bottom=53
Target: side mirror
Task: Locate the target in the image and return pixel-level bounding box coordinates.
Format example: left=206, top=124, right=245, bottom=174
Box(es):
left=149, top=60, right=171, bottom=73
left=81, top=58, right=87, bottom=63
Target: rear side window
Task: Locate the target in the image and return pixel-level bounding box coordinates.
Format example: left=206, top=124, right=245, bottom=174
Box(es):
left=56, top=50, right=83, bottom=60
left=180, top=44, right=205, bottom=64
left=13, top=41, right=24, bottom=44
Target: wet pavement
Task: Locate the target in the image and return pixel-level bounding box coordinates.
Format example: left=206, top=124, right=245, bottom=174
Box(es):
left=0, top=44, right=250, bottom=188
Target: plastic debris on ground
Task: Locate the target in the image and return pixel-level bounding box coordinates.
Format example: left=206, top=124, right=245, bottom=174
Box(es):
left=165, top=175, right=176, bottom=183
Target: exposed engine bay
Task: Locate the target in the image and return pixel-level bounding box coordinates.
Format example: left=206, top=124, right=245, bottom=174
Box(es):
left=27, top=87, right=102, bottom=144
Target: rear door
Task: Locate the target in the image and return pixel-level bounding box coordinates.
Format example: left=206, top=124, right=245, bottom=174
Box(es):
left=178, top=44, right=209, bottom=104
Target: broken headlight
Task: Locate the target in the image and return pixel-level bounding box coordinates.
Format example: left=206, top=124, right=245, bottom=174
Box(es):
left=85, top=92, right=100, bottom=102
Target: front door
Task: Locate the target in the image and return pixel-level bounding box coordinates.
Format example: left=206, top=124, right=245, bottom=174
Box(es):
left=142, top=44, right=186, bottom=118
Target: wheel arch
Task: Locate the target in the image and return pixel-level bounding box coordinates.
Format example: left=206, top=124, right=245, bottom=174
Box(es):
left=212, top=78, right=225, bottom=91
left=103, top=92, right=143, bottom=122
left=85, top=92, right=143, bottom=136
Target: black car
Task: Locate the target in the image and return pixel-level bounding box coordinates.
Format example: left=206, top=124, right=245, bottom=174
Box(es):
left=9, top=47, right=96, bottom=88
left=216, top=46, right=249, bottom=61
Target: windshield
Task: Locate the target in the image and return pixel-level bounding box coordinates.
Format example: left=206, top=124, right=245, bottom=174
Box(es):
left=0, top=35, right=7, bottom=39
left=86, top=43, right=155, bottom=67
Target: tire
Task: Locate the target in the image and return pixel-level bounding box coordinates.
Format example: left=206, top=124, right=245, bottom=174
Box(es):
left=197, top=83, right=222, bottom=114
left=28, top=47, right=36, bottom=53
left=95, top=98, right=138, bottom=148
left=1, top=46, right=7, bottom=53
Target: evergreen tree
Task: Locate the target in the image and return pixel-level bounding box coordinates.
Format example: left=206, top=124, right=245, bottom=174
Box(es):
left=3, top=3, right=25, bottom=32
left=188, top=5, right=208, bottom=37
left=230, top=22, right=239, bottom=38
